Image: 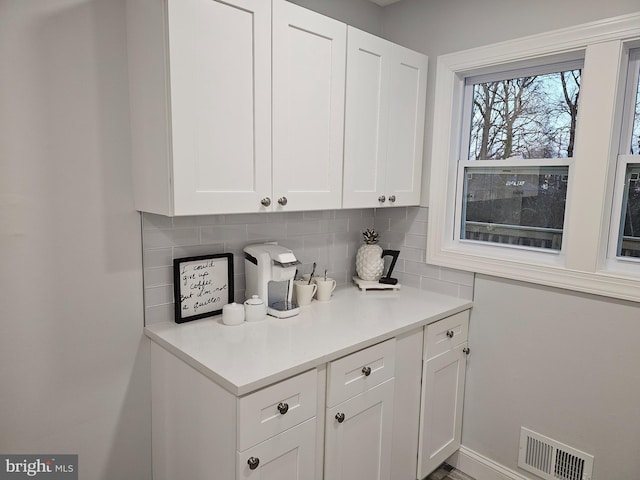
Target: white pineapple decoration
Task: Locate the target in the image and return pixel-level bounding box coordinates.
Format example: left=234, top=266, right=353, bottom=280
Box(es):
left=356, top=229, right=384, bottom=281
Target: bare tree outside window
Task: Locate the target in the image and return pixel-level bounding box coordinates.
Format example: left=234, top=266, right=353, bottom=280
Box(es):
left=468, top=70, right=581, bottom=160
left=632, top=69, right=640, bottom=155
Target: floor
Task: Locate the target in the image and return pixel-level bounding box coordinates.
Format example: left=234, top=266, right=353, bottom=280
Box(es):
left=425, top=463, right=476, bottom=480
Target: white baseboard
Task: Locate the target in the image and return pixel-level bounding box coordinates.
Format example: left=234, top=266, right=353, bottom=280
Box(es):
left=447, top=446, right=532, bottom=480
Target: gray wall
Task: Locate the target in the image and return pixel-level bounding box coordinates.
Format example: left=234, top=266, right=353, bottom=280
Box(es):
left=466, top=276, right=640, bottom=478
left=0, top=1, right=149, bottom=478
left=289, top=0, right=383, bottom=34
left=380, top=1, right=640, bottom=478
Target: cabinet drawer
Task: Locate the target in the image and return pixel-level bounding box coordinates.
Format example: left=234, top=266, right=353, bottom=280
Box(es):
left=327, top=339, right=395, bottom=408
left=238, top=369, right=317, bottom=451
left=424, top=310, right=469, bottom=360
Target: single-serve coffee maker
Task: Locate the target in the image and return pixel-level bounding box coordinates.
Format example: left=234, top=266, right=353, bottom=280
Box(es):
left=244, top=243, right=301, bottom=318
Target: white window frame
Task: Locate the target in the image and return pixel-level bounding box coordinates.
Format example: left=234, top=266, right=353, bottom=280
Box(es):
left=427, top=12, right=640, bottom=302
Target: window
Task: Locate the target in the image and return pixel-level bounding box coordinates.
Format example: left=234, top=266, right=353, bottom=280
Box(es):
left=610, top=49, right=640, bottom=262
left=459, top=65, right=580, bottom=251
left=427, top=13, right=640, bottom=302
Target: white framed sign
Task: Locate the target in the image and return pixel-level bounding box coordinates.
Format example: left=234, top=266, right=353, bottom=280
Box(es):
left=173, top=253, right=234, bottom=323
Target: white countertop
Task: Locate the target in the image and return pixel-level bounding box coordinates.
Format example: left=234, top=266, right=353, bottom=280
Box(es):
left=145, top=285, right=472, bottom=396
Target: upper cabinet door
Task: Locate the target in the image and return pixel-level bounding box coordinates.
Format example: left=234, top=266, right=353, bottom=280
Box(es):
left=342, top=29, right=427, bottom=209
left=342, top=27, right=392, bottom=209
left=384, top=45, right=428, bottom=207
left=272, top=0, right=347, bottom=211
left=168, top=0, right=271, bottom=215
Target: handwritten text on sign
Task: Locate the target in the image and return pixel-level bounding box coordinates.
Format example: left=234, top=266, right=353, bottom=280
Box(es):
left=179, top=258, right=229, bottom=317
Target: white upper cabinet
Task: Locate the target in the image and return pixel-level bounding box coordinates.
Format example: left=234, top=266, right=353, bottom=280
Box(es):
left=342, top=29, right=392, bottom=210
left=127, top=0, right=271, bottom=215
left=128, top=1, right=425, bottom=215
left=272, top=1, right=347, bottom=211
left=342, top=27, right=428, bottom=209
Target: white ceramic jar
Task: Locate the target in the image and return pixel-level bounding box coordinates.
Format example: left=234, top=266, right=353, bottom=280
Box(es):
left=222, top=302, right=244, bottom=326
left=244, top=295, right=267, bottom=322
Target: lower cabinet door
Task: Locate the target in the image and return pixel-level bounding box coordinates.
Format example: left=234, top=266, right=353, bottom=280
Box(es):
left=417, top=344, right=467, bottom=479
left=324, top=378, right=395, bottom=480
left=237, top=418, right=316, bottom=480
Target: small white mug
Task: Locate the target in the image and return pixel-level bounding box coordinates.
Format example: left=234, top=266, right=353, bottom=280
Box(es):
left=295, top=281, right=317, bottom=307
left=315, top=278, right=336, bottom=302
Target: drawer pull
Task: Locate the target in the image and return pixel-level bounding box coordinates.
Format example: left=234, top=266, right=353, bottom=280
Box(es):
left=378, top=195, right=386, bottom=203
left=248, top=457, right=260, bottom=470
left=335, top=412, right=345, bottom=423
left=463, top=347, right=470, bottom=355
left=278, top=196, right=288, bottom=206
left=277, top=402, right=289, bottom=415
left=361, top=366, right=372, bottom=377
left=260, top=197, right=271, bottom=207
left=446, top=330, right=454, bottom=338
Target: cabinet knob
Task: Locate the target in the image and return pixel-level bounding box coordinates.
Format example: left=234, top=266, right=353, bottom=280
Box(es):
left=278, top=196, right=288, bottom=206
left=388, top=195, right=396, bottom=203
left=277, top=402, right=289, bottom=415
left=261, top=197, right=271, bottom=207
left=463, top=347, right=470, bottom=355
left=446, top=330, right=454, bottom=338
left=335, top=412, right=345, bottom=423
left=378, top=195, right=386, bottom=203
left=361, top=366, right=372, bottom=377
left=247, top=457, right=260, bottom=470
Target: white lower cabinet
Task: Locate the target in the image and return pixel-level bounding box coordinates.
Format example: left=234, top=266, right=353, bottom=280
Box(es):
left=418, top=345, right=467, bottom=477
left=324, top=338, right=396, bottom=480
left=238, top=418, right=316, bottom=480
left=324, top=379, right=395, bottom=480
left=150, top=310, right=470, bottom=480
left=150, top=343, right=321, bottom=480
left=417, top=310, right=470, bottom=479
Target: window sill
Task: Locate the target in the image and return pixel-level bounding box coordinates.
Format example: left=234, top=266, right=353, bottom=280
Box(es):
left=428, top=243, right=640, bottom=302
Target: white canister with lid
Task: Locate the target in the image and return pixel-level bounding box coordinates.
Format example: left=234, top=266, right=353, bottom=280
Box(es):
left=244, top=295, right=267, bottom=322
left=222, top=302, right=244, bottom=326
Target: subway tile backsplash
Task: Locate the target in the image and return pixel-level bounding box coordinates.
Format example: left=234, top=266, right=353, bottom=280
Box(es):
left=141, top=207, right=474, bottom=325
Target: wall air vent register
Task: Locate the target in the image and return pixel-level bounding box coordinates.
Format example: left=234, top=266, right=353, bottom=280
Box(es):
left=518, top=427, right=594, bottom=480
